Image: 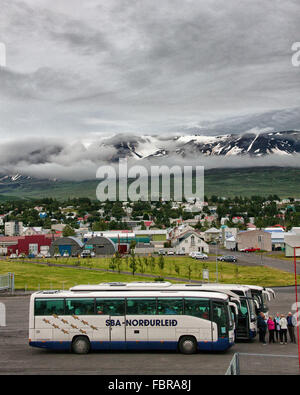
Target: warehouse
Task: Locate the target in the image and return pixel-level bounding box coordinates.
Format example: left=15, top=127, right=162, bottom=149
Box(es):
left=0, top=234, right=56, bottom=256
left=84, top=236, right=117, bottom=256
left=50, top=236, right=84, bottom=257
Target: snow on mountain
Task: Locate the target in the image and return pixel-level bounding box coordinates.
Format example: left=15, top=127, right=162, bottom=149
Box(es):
left=100, top=130, right=300, bottom=160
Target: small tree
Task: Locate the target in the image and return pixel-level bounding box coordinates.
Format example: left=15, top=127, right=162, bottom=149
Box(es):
left=54, top=246, right=60, bottom=260
left=124, top=255, right=129, bottom=269
left=138, top=257, right=145, bottom=274
left=174, top=263, right=180, bottom=277
left=186, top=264, right=192, bottom=282
left=109, top=256, right=116, bottom=272
left=158, top=254, right=165, bottom=277
left=219, top=261, right=223, bottom=281
left=62, top=225, right=76, bottom=237
left=129, top=250, right=138, bottom=276
left=115, top=251, right=122, bottom=274
left=130, top=240, right=137, bottom=252
left=234, top=264, right=239, bottom=280
left=143, top=256, right=149, bottom=268
left=149, top=255, right=156, bottom=273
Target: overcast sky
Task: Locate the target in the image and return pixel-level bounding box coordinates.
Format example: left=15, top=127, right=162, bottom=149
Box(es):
left=0, top=0, right=300, bottom=143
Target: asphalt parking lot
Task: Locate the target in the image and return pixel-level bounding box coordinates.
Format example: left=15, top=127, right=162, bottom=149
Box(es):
left=0, top=287, right=299, bottom=375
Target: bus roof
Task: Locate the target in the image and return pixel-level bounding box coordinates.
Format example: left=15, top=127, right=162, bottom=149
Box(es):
left=70, top=282, right=250, bottom=292
left=31, top=289, right=229, bottom=301
left=68, top=283, right=240, bottom=300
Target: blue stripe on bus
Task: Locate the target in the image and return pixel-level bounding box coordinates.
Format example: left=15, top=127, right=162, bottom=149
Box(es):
left=29, top=338, right=233, bottom=351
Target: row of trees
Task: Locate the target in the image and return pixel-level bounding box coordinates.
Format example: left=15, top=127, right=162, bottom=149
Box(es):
left=108, top=252, right=222, bottom=281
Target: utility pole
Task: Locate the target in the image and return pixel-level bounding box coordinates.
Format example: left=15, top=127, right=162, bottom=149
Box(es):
left=216, top=241, right=218, bottom=282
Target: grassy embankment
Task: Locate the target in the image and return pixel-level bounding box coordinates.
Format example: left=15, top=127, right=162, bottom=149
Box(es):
left=1, top=255, right=299, bottom=290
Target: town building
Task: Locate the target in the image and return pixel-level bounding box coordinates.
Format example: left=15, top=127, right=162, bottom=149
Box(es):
left=236, top=229, right=272, bottom=252
left=4, top=221, right=23, bottom=236
left=172, top=231, right=209, bottom=254
left=50, top=236, right=84, bottom=257
left=284, top=234, right=300, bottom=257
left=84, top=236, right=117, bottom=255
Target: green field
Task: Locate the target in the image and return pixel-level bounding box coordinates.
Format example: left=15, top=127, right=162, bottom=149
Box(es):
left=0, top=261, right=152, bottom=291
left=2, top=255, right=300, bottom=289
left=0, top=167, right=300, bottom=200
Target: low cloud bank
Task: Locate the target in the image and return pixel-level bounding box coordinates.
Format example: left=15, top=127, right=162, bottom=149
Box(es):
left=0, top=136, right=299, bottom=181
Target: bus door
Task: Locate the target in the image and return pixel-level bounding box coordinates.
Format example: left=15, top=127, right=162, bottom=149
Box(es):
left=211, top=301, right=229, bottom=350
left=236, top=298, right=250, bottom=339
left=95, top=298, right=126, bottom=350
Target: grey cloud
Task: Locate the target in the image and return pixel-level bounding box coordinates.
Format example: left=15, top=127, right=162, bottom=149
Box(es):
left=0, top=0, right=299, bottom=140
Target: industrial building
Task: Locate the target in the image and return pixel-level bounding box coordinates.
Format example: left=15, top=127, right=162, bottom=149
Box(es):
left=49, top=236, right=84, bottom=257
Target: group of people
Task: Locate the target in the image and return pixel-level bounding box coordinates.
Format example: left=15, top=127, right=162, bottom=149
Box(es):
left=257, top=312, right=297, bottom=345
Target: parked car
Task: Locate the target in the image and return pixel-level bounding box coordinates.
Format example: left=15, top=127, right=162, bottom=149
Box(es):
left=217, top=255, right=237, bottom=262
left=158, top=249, right=166, bottom=255
left=189, top=252, right=197, bottom=258
left=81, top=250, right=91, bottom=258
left=27, top=253, right=36, bottom=259
left=194, top=253, right=208, bottom=260
left=54, top=253, right=61, bottom=258
left=9, top=253, right=18, bottom=259
left=176, top=250, right=185, bottom=255
left=37, top=253, right=44, bottom=258
left=44, top=252, right=51, bottom=258
left=240, top=247, right=260, bottom=253
left=63, top=252, right=70, bottom=257
left=167, top=250, right=174, bottom=255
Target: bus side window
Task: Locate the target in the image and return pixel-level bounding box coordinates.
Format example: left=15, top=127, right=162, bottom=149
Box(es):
left=126, top=298, right=156, bottom=315
left=184, top=298, right=210, bottom=319
left=35, top=299, right=65, bottom=316
left=97, top=298, right=125, bottom=316
left=157, top=298, right=183, bottom=315
left=65, top=299, right=95, bottom=315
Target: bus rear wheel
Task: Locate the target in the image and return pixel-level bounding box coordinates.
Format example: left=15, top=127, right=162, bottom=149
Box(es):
left=178, top=336, right=197, bottom=354
left=72, top=336, right=90, bottom=354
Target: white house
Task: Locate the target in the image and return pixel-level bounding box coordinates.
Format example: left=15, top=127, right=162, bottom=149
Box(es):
left=204, top=227, right=220, bottom=242
left=173, top=231, right=209, bottom=254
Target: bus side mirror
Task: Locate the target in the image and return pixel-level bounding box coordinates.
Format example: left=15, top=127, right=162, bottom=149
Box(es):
left=229, top=302, right=239, bottom=326
left=266, top=288, right=276, bottom=299
left=263, top=290, right=271, bottom=302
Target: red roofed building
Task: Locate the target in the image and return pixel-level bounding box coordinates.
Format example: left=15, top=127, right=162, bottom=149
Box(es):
left=143, top=221, right=153, bottom=229
left=0, top=234, right=61, bottom=256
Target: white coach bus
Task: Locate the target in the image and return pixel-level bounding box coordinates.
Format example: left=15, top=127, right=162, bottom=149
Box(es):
left=70, top=282, right=255, bottom=340
left=245, top=285, right=275, bottom=318
left=29, top=289, right=235, bottom=354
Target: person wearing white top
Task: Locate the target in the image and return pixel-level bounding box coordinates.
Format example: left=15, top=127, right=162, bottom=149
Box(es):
left=279, top=314, right=288, bottom=344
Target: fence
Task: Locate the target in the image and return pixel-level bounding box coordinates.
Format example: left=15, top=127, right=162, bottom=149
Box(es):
left=225, top=352, right=299, bottom=375
left=0, top=273, right=15, bottom=292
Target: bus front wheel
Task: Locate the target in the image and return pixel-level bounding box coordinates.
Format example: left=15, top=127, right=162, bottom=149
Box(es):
left=72, top=336, right=90, bottom=354
left=178, top=336, right=197, bottom=354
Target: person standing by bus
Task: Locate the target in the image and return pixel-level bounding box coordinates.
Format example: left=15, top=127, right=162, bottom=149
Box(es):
left=287, top=312, right=297, bottom=344
left=274, top=313, right=281, bottom=342
left=267, top=316, right=275, bottom=343
left=279, top=314, right=288, bottom=344
left=257, top=312, right=267, bottom=345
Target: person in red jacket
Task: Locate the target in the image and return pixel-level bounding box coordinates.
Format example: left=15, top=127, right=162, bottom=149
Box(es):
left=267, top=316, right=275, bottom=343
